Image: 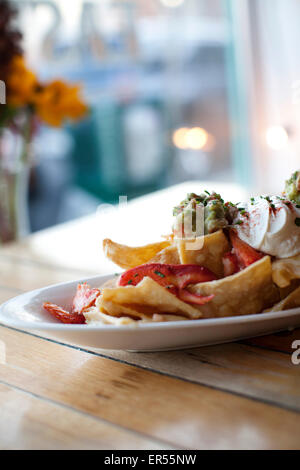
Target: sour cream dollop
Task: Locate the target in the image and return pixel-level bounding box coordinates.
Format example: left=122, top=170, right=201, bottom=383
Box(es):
left=236, top=196, right=300, bottom=259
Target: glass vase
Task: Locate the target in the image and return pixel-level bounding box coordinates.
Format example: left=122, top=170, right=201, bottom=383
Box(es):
left=0, top=128, right=31, bottom=243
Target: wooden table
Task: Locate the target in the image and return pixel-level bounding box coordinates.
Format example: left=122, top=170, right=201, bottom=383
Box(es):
left=0, top=183, right=300, bottom=450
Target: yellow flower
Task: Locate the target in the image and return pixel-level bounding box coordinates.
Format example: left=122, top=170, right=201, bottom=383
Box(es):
left=5, top=56, right=88, bottom=127
left=6, top=55, right=38, bottom=107
left=32, top=80, right=88, bottom=127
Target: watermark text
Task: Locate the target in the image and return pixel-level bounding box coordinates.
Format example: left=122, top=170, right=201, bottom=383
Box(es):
left=0, top=80, right=6, bottom=104
left=0, top=340, right=6, bottom=364
left=291, top=340, right=300, bottom=365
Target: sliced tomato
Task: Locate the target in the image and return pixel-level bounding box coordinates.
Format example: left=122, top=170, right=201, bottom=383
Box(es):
left=43, top=302, right=85, bottom=324
left=222, top=251, right=239, bottom=277
left=118, top=263, right=217, bottom=288
left=171, top=265, right=217, bottom=290
left=229, top=230, right=263, bottom=269
left=118, top=263, right=217, bottom=305
left=72, top=283, right=101, bottom=315
left=43, top=283, right=101, bottom=324
left=119, top=263, right=170, bottom=288
left=178, top=290, right=214, bottom=305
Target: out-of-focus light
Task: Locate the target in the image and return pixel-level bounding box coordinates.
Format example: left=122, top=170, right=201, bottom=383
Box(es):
left=266, top=126, right=289, bottom=150
left=172, top=127, right=211, bottom=151
left=160, top=0, right=185, bottom=7
left=172, top=127, right=189, bottom=149
left=185, top=127, right=208, bottom=150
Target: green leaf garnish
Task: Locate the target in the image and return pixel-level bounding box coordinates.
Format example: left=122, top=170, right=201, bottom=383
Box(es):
left=154, top=270, right=165, bottom=278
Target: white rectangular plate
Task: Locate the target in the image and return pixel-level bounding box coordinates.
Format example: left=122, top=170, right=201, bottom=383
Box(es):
left=0, top=274, right=300, bottom=351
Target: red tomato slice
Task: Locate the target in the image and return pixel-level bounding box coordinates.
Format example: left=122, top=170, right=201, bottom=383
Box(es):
left=43, top=302, right=85, bottom=324
left=229, top=230, right=263, bottom=269
left=177, top=290, right=215, bottom=305
left=72, top=283, right=101, bottom=315
left=43, top=283, right=101, bottom=324
left=118, top=263, right=217, bottom=305
left=170, top=265, right=218, bottom=289
left=118, top=263, right=217, bottom=288
left=222, top=251, right=239, bottom=277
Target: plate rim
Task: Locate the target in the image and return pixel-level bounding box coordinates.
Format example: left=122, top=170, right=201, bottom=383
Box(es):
left=1, top=273, right=300, bottom=332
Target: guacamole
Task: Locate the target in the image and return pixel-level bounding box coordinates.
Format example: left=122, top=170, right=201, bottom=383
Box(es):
left=173, top=191, right=237, bottom=237
left=284, top=171, right=300, bottom=204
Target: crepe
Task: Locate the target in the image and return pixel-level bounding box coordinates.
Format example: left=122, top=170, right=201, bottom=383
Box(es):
left=103, top=230, right=229, bottom=277
left=272, top=254, right=300, bottom=288
left=268, top=285, right=300, bottom=311
left=84, top=306, right=188, bottom=325
left=92, top=255, right=280, bottom=322
left=103, top=238, right=171, bottom=269
left=176, top=230, right=230, bottom=277
left=99, top=233, right=283, bottom=323
left=187, top=256, right=279, bottom=318
left=148, top=244, right=181, bottom=264
left=97, top=276, right=203, bottom=320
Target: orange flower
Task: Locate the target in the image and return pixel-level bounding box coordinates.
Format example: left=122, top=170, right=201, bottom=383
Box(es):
left=32, top=80, right=88, bottom=127
left=6, top=55, right=38, bottom=107
left=5, top=55, right=88, bottom=127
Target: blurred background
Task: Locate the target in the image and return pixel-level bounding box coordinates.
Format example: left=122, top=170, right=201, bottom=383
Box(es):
left=5, top=0, right=300, bottom=233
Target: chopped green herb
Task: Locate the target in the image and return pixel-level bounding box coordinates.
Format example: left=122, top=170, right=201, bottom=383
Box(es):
left=134, top=273, right=139, bottom=277
left=127, top=279, right=133, bottom=285
left=204, top=190, right=210, bottom=195
left=235, top=220, right=243, bottom=225
left=154, top=270, right=165, bottom=278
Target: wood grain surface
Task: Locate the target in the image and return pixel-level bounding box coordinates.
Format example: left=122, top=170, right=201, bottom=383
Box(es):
left=0, top=211, right=299, bottom=449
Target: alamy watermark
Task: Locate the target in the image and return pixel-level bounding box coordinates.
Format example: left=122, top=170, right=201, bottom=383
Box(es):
left=96, top=196, right=205, bottom=250
left=0, top=340, right=6, bottom=364
left=0, top=80, right=6, bottom=104
left=291, top=340, right=300, bottom=365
